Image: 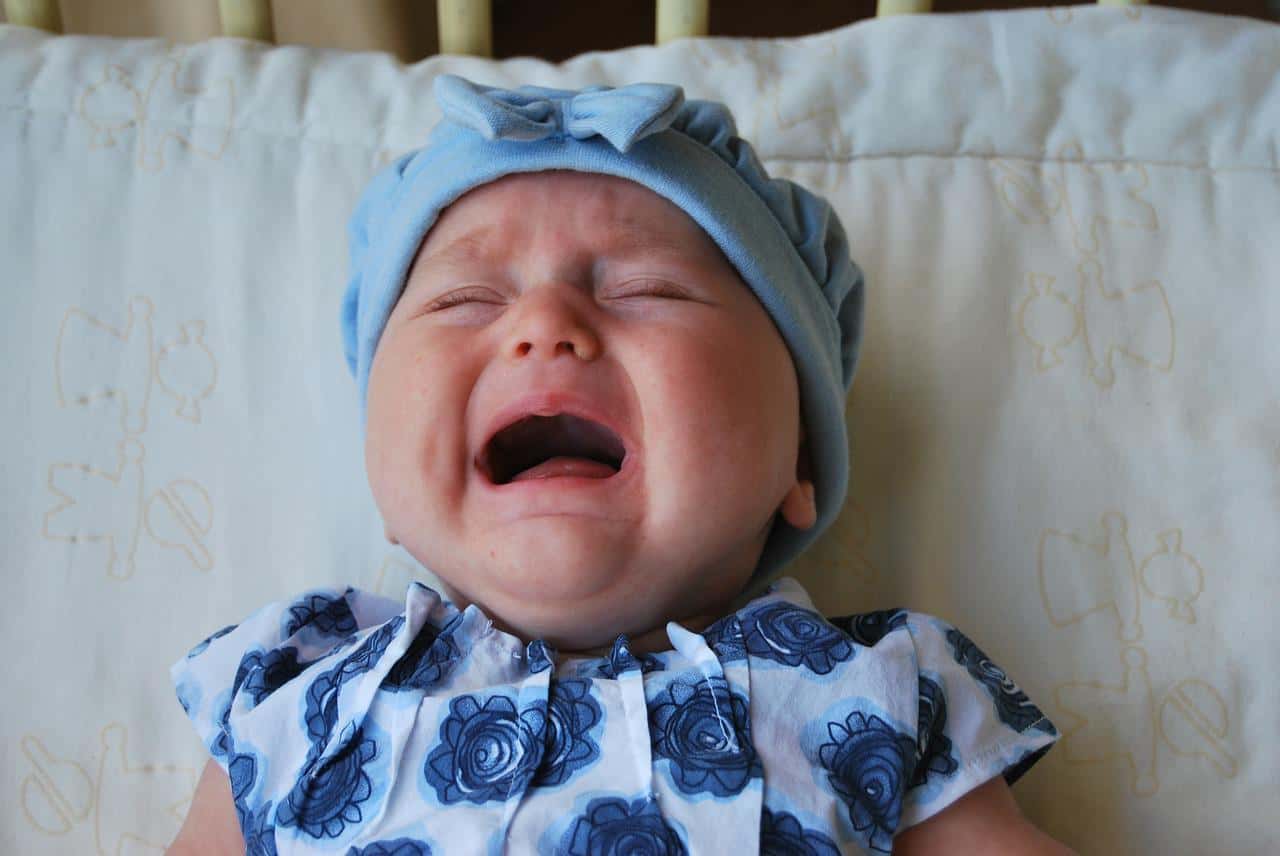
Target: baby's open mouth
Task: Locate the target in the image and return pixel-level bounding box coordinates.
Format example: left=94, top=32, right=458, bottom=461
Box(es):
left=480, top=413, right=627, bottom=485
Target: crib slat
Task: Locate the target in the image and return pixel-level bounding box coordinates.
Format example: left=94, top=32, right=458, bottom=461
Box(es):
left=438, top=0, right=492, bottom=57
left=3, top=0, right=62, bottom=32
left=656, top=0, right=710, bottom=44
left=876, top=0, right=933, bottom=15
left=219, top=0, right=275, bottom=42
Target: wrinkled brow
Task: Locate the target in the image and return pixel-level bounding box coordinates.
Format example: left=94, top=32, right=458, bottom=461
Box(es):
left=418, top=220, right=710, bottom=270
left=418, top=225, right=501, bottom=269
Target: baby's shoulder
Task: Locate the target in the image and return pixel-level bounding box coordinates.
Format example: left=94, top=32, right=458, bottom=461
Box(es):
left=746, top=580, right=962, bottom=656
left=169, top=584, right=450, bottom=745
left=822, top=605, right=915, bottom=649
left=821, top=606, right=978, bottom=661
left=817, top=606, right=1042, bottom=716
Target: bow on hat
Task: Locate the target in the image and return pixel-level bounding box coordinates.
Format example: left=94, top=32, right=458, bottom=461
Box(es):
left=433, top=73, right=685, bottom=154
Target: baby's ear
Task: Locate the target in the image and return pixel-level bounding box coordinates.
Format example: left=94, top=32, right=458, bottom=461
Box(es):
left=384, top=526, right=399, bottom=545
left=780, top=480, right=817, bottom=530
left=780, top=428, right=816, bottom=530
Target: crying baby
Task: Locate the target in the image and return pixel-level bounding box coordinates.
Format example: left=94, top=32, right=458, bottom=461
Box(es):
left=167, top=73, right=1071, bottom=856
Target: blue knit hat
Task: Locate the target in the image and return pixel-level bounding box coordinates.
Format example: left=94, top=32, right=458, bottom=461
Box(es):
left=342, top=73, right=865, bottom=589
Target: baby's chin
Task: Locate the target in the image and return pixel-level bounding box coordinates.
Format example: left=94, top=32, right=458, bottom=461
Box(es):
left=488, top=513, right=636, bottom=573
left=428, top=536, right=712, bottom=651
left=461, top=570, right=665, bottom=649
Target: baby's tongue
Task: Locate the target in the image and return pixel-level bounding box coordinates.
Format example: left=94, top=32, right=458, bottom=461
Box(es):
left=510, top=456, right=616, bottom=482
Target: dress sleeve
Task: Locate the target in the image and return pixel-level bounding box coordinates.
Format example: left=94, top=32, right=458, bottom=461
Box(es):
left=896, top=611, right=1060, bottom=831
left=168, top=586, right=359, bottom=763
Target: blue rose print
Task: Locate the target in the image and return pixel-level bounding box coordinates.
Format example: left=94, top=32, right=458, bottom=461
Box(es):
left=240, top=646, right=308, bottom=706
left=424, top=694, right=547, bottom=805
left=526, top=639, right=555, bottom=674
left=384, top=615, right=462, bottom=693
left=335, top=616, right=406, bottom=681
left=759, top=807, right=840, bottom=856
left=209, top=696, right=235, bottom=759
left=912, top=676, right=958, bottom=788
left=303, top=616, right=408, bottom=746
left=304, top=669, right=343, bottom=748
left=241, top=799, right=278, bottom=856
left=227, top=752, right=258, bottom=826
left=945, top=628, right=1056, bottom=735
left=740, top=603, right=854, bottom=675
left=284, top=591, right=359, bottom=639
left=827, top=609, right=908, bottom=648
left=649, top=677, right=761, bottom=798
left=700, top=615, right=746, bottom=662
left=347, top=838, right=432, bottom=855
left=187, top=623, right=236, bottom=659
left=560, top=795, right=686, bottom=855
left=231, top=654, right=257, bottom=702
left=276, top=620, right=403, bottom=841
left=175, top=679, right=201, bottom=717
left=533, top=678, right=602, bottom=788
left=818, top=710, right=915, bottom=853
left=276, top=721, right=379, bottom=839
left=594, top=635, right=664, bottom=679
left=209, top=696, right=260, bottom=830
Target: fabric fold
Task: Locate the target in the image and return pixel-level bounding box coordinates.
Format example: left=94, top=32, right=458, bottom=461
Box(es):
left=171, top=577, right=1059, bottom=853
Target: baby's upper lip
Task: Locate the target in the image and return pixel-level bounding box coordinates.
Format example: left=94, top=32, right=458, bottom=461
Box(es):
left=476, top=388, right=636, bottom=480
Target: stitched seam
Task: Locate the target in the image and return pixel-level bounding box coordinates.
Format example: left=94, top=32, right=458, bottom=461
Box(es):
left=1012, top=714, right=1054, bottom=737
left=956, top=727, right=1056, bottom=778
left=763, top=149, right=1280, bottom=174
left=898, top=733, right=1056, bottom=834
left=5, top=100, right=1280, bottom=175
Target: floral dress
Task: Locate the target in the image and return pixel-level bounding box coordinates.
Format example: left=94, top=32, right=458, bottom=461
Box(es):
left=171, top=577, right=1059, bottom=855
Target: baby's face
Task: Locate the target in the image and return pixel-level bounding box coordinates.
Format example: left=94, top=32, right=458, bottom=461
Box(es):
left=365, top=170, right=815, bottom=651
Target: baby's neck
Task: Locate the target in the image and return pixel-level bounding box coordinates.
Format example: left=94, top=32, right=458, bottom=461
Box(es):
left=563, top=612, right=720, bottom=658
left=437, top=579, right=729, bottom=658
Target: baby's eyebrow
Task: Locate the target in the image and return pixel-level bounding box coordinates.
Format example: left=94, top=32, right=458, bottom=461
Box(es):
left=419, top=226, right=503, bottom=269
left=420, top=221, right=700, bottom=270
left=603, top=227, right=698, bottom=261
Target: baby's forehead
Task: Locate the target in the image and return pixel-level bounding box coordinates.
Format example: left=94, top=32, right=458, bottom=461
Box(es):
left=417, top=170, right=725, bottom=268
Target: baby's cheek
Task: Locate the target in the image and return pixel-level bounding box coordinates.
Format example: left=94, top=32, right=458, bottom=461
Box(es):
left=638, top=341, right=735, bottom=441
left=688, top=331, right=789, bottom=431
left=652, top=365, right=775, bottom=492
left=690, top=333, right=799, bottom=495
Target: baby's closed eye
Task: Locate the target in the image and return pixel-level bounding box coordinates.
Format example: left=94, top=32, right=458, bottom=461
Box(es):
left=608, top=279, right=693, bottom=300
left=424, top=278, right=693, bottom=312
left=425, top=286, right=505, bottom=311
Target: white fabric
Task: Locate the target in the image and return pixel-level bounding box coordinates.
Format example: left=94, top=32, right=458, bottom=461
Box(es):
left=1, top=6, right=1276, bottom=853
left=168, top=577, right=1058, bottom=853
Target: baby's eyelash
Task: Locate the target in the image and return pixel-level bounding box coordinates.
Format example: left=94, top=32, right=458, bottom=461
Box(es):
left=622, top=280, right=689, bottom=299
left=424, top=289, right=494, bottom=312
left=427, top=280, right=688, bottom=311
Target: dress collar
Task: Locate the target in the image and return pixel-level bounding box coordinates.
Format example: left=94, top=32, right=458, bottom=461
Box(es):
left=394, top=576, right=818, bottom=678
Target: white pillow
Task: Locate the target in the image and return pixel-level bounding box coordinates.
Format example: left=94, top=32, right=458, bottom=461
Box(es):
left=1, top=6, right=1275, bottom=852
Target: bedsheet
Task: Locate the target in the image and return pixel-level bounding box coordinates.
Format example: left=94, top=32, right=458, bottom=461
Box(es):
left=1, top=5, right=1277, bottom=853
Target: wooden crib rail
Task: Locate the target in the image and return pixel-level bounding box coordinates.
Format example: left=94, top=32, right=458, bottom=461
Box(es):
left=0, top=0, right=1161, bottom=55
left=218, top=0, right=273, bottom=42
left=3, top=0, right=59, bottom=32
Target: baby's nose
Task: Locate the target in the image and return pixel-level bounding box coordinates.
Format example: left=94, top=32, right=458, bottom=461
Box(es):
left=506, top=284, right=601, bottom=361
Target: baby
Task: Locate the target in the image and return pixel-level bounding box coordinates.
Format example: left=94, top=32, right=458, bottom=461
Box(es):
left=168, top=74, right=1072, bottom=855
